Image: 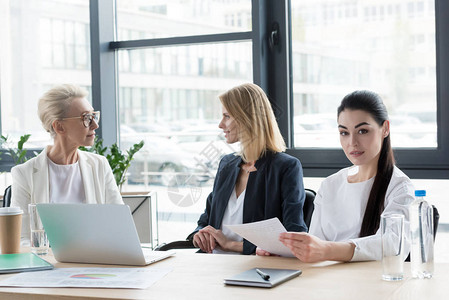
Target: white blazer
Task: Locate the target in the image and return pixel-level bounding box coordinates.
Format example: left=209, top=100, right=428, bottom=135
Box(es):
left=11, top=147, right=123, bottom=241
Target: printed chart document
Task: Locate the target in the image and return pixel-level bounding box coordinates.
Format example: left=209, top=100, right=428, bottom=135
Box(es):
left=0, top=267, right=172, bottom=289
left=224, top=268, right=302, bottom=288
left=225, top=217, right=294, bottom=257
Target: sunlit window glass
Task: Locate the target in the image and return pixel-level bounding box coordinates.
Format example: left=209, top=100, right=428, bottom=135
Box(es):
left=117, top=41, right=252, bottom=242
left=291, top=0, right=437, bottom=148
left=0, top=0, right=91, bottom=148
left=116, top=0, right=252, bottom=40
left=118, top=42, right=251, bottom=184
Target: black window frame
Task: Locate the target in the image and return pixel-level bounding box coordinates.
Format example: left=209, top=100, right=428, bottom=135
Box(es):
left=276, top=0, right=449, bottom=179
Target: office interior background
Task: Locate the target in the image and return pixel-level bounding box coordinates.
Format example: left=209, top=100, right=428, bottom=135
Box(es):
left=0, top=0, right=448, bottom=260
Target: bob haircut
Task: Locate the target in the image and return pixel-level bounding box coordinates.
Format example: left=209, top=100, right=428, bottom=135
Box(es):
left=38, top=84, right=88, bottom=137
left=219, top=83, right=286, bottom=162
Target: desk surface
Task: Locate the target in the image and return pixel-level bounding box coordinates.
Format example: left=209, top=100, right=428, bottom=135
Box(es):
left=0, top=251, right=446, bottom=300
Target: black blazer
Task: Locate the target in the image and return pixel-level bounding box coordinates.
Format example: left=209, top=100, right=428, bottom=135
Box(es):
left=191, top=151, right=308, bottom=254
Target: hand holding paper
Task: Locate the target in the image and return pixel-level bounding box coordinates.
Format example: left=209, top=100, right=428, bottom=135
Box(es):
left=225, top=217, right=294, bottom=257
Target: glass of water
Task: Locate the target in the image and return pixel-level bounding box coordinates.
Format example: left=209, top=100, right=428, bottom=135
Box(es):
left=28, top=203, right=49, bottom=255
left=381, top=213, right=405, bottom=281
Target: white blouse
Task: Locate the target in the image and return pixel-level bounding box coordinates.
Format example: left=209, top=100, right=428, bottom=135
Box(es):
left=213, top=188, right=245, bottom=254
left=309, top=166, right=414, bottom=261
left=48, top=159, right=86, bottom=204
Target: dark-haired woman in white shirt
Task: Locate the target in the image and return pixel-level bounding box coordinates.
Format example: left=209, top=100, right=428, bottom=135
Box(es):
left=259, top=90, right=414, bottom=262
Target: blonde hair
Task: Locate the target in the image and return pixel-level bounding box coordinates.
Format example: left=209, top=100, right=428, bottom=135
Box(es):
left=38, top=84, right=88, bottom=137
left=219, top=83, right=286, bottom=162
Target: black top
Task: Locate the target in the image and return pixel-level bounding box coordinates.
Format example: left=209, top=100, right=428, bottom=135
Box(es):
left=191, top=151, right=307, bottom=254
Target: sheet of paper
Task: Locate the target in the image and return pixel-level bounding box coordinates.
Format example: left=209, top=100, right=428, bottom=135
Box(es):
left=225, top=217, right=294, bottom=257
left=0, top=267, right=172, bottom=289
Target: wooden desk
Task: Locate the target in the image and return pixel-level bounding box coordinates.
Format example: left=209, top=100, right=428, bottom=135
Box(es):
left=0, top=251, right=446, bottom=300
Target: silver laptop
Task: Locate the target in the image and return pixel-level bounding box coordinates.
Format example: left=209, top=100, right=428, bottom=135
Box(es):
left=37, top=204, right=174, bottom=266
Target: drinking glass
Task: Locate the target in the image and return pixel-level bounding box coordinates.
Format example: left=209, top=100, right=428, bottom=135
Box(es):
left=381, top=213, right=405, bottom=281
left=28, top=203, right=49, bottom=255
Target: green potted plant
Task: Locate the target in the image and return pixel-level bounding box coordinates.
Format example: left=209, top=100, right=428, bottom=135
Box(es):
left=1, top=134, right=36, bottom=165
left=80, top=137, right=144, bottom=192
left=0, top=133, right=144, bottom=192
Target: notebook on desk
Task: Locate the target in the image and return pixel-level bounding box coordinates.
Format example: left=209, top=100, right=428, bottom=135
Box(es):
left=37, top=203, right=174, bottom=266
left=224, top=268, right=302, bottom=288
left=0, top=253, right=53, bottom=274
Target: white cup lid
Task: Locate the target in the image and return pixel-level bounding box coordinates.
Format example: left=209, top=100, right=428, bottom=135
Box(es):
left=0, top=207, right=23, bottom=215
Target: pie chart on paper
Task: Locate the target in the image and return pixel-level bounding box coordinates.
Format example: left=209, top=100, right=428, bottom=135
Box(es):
left=70, top=274, right=117, bottom=279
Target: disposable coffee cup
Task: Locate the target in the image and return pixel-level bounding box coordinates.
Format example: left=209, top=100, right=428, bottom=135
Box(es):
left=0, top=207, right=23, bottom=254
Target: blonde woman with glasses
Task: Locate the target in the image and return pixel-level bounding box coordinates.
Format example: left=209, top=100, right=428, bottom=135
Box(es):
left=11, top=84, right=123, bottom=243
left=190, top=83, right=308, bottom=255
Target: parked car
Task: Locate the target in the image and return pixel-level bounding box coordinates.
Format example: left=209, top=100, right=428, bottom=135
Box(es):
left=120, top=124, right=139, bottom=136
left=127, top=123, right=172, bottom=138
left=170, top=128, right=239, bottom=170
left=293, top=113, right=339, bottom=148
left=389, top=115, right=437, bottom=148
left=121, top=135, right=211, bottom=186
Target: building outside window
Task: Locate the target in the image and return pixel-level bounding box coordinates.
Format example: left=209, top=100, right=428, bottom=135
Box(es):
left=0, top=0, right=91, bottom=155
left=291, top=0, right=437, bottom=149
left=115, top=0, right=252, bottom=241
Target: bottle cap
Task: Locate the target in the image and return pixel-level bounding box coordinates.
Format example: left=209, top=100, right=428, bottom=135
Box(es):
left=415, top=190, right=426, bottom=197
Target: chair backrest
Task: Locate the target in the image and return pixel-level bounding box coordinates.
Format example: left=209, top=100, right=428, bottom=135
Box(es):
left=432, top=205, right=439, bottom=239
left=2, top=185, right=11, bottom=207
left=303, top=188, right=316, bottom=229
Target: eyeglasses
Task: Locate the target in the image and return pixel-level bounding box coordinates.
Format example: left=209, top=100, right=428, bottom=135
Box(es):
left=61, top=111, right=100, bottom=128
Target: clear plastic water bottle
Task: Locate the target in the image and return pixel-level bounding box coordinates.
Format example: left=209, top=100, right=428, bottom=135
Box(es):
left=409, top=190, right=434, bottom=279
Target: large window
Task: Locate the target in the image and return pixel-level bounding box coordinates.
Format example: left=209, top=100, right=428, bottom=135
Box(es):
left=117, top=43, right=251, bottom=187
left=291, top=0, right=437, bottom=149
left=0, top=0, right=91, bottom=151
left=285, top=0, right=449, bottom=179
left=114, top=0, right=252, bottom=241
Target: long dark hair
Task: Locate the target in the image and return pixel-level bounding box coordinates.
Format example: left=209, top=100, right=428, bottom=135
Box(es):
left=337, top=90, right=395, bottom=237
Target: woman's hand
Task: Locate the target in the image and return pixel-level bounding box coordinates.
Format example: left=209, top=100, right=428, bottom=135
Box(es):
left=199, top=226, right=243, bottom=253
left=279, top=232, right=330, bottom=263
left=255, top=247, right=280, bottom=256
left=193, top=227, right=215, bottom=253
left=279, top=232, right=356, bottom=262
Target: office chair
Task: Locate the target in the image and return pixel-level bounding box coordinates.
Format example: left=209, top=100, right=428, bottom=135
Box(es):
left=303, top=188, right=316, bottom=229
left=2, top=185, right=11, bottom=207
left=405, top=205, right=439, bottom=262
left=154, top=188, right=316, bottom=251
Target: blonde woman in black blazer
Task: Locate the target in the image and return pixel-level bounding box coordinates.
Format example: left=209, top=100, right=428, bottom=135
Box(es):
left=190, top=83, right=307, bottom=255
